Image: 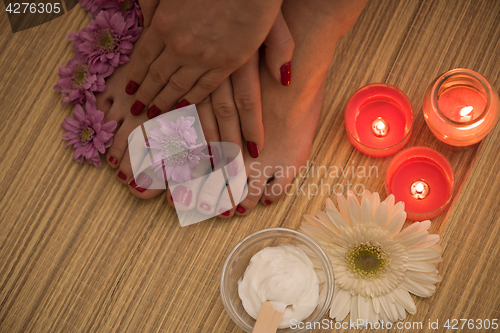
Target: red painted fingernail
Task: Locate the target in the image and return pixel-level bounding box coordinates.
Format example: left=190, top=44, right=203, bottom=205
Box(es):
left=131, top=100, right=145, bottom=116
left=125, top=81, right=139, bottom=95
left=117, top=171, right=127, bottom=180
left=247, top=141, right=259, bottom=158
left=236, top=206, right=246, bottom=214
left=280, top=61, right=291, bottom=86
left=108, top=156, right=118, bottom=165
left=139, top=13, right=144, bottom=27
left=176, top=100, right=190, bottom=109
left=147, top=105, right=161, bottom=119
left=220, top=210, right=230, bottom=216
left=264, top=199, right=272, bottom=205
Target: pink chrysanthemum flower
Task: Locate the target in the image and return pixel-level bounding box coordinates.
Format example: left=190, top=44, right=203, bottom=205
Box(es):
left=54, top=57, right=106, bottom=105
left=68, top=10, right=142, bottom=78
left=78, top=0, right=106, bottom=17
left=103, top=0, right=141, bottom=22
left=147, top=116, right=210, bottom=183
left=62, top=102, right=117, bottom=167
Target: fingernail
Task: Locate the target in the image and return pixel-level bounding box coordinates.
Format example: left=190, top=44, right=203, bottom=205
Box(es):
left=108, top=156, right=118, bottom=165
left=176, top=100, right=190, bottom=109
left=219, top=209, right=230, bottom=216
left=129, top=172, right=152, bottom=193
left=264, top=199, right=272, bottom=205
left=280, top=61, right=291, bottom=86
left=139, top=12, right=144, bottom=27
left=208, top=145, right=220, bottom=166
left=227, top=158, right=237, bottom=177
left=200, top=203, right=211, bottom=211
left=236, top=206, right=246, bottom=214
left=247, top=141, right=259, bottom=158
left=147, top=105, right=161, bottom=119
left=172, top=186, right=192, bottom=206
left=131, top=100, right=145, bottom=116
left=117, top=170, right=127, bottom=180
left=125, top=81, right=139, bottom=95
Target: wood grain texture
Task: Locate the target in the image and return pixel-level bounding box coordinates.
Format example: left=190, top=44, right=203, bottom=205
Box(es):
left=0, top=0, right=499, bottom=332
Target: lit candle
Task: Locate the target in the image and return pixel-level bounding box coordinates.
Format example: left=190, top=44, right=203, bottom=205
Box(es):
left=423, top=68, right=500, bottom=146
left=385, top=147, right=454, bottom=221
left=345, top=84, right=413, bottom=157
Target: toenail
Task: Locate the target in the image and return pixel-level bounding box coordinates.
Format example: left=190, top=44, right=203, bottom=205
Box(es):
left=207, top=145, right=220, bottom=166
left=125, top=81, right=139, bottom=95
left=264, top=199, right=273, bottom=205
left=280, top=61, right=292, bottom=86
left=117, top=171, right=127, bottom=180
left=247, top=141, right=259, bottom=158
left=227, top=158, right=238, bottom=177
left=236, top=206, right=246, bottom=214
left=200, top=203, right=210, bottom=211
left=131, top=100, right=145, bottom=116
left=172, top=186, right=192, bottom=206
left=108, top=156, right=118, bottom=165
left=147, top=105, right=161, bottom=119
left=176, top=100, right=190, bottom=109
left=219, top=209, right=230, bottom=216
left=129, top=172, right=152, bottom=193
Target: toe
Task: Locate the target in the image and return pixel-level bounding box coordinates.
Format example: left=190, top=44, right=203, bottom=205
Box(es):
left=261, top=174, right=295, bottom=205
left=236, top=170, right=270, bottom=215
left=95, top=92, right=113, bottom=115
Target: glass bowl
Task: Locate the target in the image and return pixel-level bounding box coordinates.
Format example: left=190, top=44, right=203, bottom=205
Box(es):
left=220, top=228, right=335, bottom=332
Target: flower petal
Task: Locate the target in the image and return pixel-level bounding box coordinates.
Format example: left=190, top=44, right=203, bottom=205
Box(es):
left=374, top=201, right=388, bottom=229
left=325, top=209, right=350, bottom=229
left=329, top=288, right=351, bottom=319
left=388, top=201, right=405, bottom=222
left=361, top=198, right=373, bottom=225
left=407, top=260, right=437, bottom=272
left=386, top=211, right=407, bottom=238
left=407, top=247, right=441, bottom=261
left=414, top=234, right=440, bottom=248
left=348, top=195, right=361, bottom=225
left=349, top=294, right=358, bottom=322
left=392, top=287, right=417, bottom=314
left=336, top=193, right=351, bottom=225
left=357, top=294, right=371, bottom=322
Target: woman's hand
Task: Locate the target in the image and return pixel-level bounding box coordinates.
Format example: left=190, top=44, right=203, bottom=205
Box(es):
left=126, top=0, right=283, bottom=116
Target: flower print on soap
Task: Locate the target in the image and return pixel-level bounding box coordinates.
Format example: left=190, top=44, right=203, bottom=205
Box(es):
left=146, top=116, right=210, bottom=183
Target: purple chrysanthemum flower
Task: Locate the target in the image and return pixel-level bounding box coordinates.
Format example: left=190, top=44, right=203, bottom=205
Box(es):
left=103, top=0, right=141, bottom=22
left=68, top=10, right=142, bottom=78
left=54, top=56, right=106, bottom=105
left=78, top=0, right=106, bottom=17
left=62, top=102, right=117, bottom=167
left=147, top=116, right=210, bottom=183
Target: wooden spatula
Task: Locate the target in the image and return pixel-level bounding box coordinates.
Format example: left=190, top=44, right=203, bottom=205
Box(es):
left=252, top=301, right=287, bottom=333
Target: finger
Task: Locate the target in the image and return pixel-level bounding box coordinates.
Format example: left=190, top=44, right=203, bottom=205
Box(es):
left=211, top=78, right=243, bottom=157
left=196, top=95, right=221, bottom=149
left=125, top=31, right=165, bottom=97
left=231, top=53, right=263, bottom=158
left=137, top=0, right=159, bottom=28
left=146, top=66, right=206, bottom=118
left=264, top=10, right=294, bottom=86
left=179, top=69, right=228, bottom=105
left=131, top=57, right=179, bottom=116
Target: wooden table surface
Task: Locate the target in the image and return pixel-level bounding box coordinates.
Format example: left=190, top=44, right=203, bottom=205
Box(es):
left=1, top=0, right=499, bottom=332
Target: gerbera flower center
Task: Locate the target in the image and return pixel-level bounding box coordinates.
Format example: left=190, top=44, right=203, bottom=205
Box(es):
left=80, top=126, right=95, bottom=145
left=92, top=28, right=117, bottom=53
left=161, top=135, right=189, bottom=166
left=346, top=243, right=388, bottom=278
left=72, top=63, right=89, bottom=89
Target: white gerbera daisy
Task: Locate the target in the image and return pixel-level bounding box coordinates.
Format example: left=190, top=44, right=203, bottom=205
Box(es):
left=300, top=190, right=442, bottom=323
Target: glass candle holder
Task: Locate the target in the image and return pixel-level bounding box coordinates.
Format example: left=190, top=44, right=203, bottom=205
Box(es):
left=385, top=147, right=454, bottom=221
left=423, top=68, right=500, bottom=146
left=345, top=83, right=413, bottom=157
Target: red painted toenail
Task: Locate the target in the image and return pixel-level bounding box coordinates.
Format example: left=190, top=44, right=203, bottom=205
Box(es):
left=236, top=206, right=246, bottom=214
left=176, top=100, right=190, bottom=109
left=117, top=171, right=127, bottom=180
left=129, top=173, right=152, bottom=193
left=108, top=156, right=118, bottom=165
left=131, top=100, right=145, bottom=116
left=220, top=210, right=230, bottom=216
left=125, top=81, right=139, bottom=95
left=247, top=141, right=259, bottom=158
left=264, top=199, right=272, bottom=205
left=147, top=105, right=161, bottom=119
left=280, top=61, right=292, bottom=86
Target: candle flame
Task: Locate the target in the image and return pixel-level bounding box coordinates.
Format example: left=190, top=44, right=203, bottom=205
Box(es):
left=459, top=106, right=473, bottom=117
left=415, top=182, right=424, bottom=193
left=372, top=117, right=389, bottom=137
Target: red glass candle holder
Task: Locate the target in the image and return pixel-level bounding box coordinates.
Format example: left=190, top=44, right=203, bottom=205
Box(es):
left=423, top=68, right=500, bottom=146
left=345, top=83, right=413, bottom=157
left=385, top=147, right=454, bottom=221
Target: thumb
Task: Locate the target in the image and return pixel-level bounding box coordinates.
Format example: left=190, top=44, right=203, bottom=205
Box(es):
left=264, top=10, right=295, bottom=86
